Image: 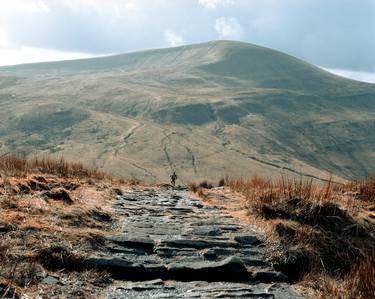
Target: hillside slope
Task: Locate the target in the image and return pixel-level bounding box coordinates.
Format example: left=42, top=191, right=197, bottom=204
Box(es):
left=0, top=40, right=375, bottom=181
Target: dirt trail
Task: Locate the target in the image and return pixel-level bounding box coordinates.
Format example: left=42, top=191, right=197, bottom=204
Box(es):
left=114, top=123, right=144, bottom=157
left=89, top=187, right=303, bottom=298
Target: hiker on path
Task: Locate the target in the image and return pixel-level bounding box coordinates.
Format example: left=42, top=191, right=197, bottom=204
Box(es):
left=170, top=171, right=177, bottom=187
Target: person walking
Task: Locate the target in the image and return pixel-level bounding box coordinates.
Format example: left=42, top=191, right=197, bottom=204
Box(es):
left=170, top=171, right=177, bottom=187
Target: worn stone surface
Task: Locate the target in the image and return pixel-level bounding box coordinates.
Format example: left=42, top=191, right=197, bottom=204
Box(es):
left=99, top=187, right=302, bottom=298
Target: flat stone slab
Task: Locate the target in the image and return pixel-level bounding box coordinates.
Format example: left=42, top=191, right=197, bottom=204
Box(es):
left=107, top=236, right=155, bottom=253
left=108, top=281, right=302, bottom=299
left=102, top=187, right=302, bottom=298
left=167, top=256, right=250, bottom=282
left=156, top=238, right=239, bottom=249
left=85, top=256, right=166, bottom=280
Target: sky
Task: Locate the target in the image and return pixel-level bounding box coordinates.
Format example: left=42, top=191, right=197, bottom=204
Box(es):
left=0, top=0, right=374, bottom=82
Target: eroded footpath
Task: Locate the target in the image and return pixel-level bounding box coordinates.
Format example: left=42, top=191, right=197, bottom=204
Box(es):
left=91, top=186, right=302, bottom=298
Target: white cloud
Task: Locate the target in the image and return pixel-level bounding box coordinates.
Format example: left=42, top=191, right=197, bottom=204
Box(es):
left=0, top=27, right=12, bottom=48
left=123, top=2, right=138, bottom=10
left=0, top=25, right=97, bottom=67
left=60, top=0, right=138, bottom=15
left=198, top=0, right=235, bottom=9
left=0, top=46, right=97, bottom=67
left=164, top=30, right=185, bottom=47
left=0, top=0, right=50, bottom=13
left=34, top=0, right=50, bottom=13
left=215, top=17, right=243, bottom=40
left=324, top=68, right=375, bottom=84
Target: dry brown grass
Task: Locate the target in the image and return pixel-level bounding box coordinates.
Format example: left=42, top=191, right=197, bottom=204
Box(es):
left=0, top=155, right=122, bottom=298
left=209, top=175, right=375, bottom=298
left=218, top=178, right=226, bottom=187
left=189, top=181, right=217, bottom=200
left=317, top=257, right=375, bottom=299
left=358, top=177, right=375, bottom=202
left=0, top=154, right=105, bottom=179
left=189, top=180, right=214, bottom=192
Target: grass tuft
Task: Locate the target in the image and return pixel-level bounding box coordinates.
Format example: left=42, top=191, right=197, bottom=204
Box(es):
left=358, top=177, right=375, bottom=202
left=0, top=154, right=105, bottom=179
left=215, top=175, right=375, bottom=297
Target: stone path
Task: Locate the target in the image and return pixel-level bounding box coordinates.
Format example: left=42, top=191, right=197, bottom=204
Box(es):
left=89, top=187, right=302, bottom=298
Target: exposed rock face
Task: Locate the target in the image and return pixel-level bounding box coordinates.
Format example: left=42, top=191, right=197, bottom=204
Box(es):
left=90, top=187, right=302, bottom=298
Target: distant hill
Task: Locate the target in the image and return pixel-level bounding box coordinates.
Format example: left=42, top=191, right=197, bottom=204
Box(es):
left=1, top=40, right=374, bottom=182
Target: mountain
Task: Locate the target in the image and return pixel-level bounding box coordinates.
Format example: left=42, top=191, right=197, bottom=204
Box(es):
left=1, top=40, right=374, bottom=182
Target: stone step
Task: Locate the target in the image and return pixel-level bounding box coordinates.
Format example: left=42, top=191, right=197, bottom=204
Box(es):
left=86, top=255, right=289, bottom=284
left=108, top=281, right=300, bottom=299
left=107, top=236, right=154, bottom=254
left=157, top=238, right=239, bottom=250
left=86, top=256, right=254, bottom=282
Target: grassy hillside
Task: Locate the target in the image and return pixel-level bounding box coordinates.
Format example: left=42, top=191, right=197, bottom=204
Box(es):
left=0, top=40, right=374, bottom=182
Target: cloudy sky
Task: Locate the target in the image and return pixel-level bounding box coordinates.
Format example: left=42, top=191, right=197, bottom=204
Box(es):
left=0, top=0, right=374, bottom=82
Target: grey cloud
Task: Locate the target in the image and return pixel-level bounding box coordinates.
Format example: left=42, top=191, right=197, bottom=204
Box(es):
left=0, top=0, right=373, bottom=72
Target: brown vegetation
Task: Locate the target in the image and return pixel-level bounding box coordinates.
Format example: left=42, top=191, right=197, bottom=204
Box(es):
left=358, top=177, right=375, bottom=202
left=0, top=154, right=119, bottom=298
left=0, top=154, right=105, bottom=179
left=191, top=176, right=375, bottom=298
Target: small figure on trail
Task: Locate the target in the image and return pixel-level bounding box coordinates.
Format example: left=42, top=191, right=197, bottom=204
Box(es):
left=170, top=171, right=177, bottom=187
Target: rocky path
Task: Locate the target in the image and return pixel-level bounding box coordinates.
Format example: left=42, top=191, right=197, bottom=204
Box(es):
left=90, top=187, right=302, bottom=298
